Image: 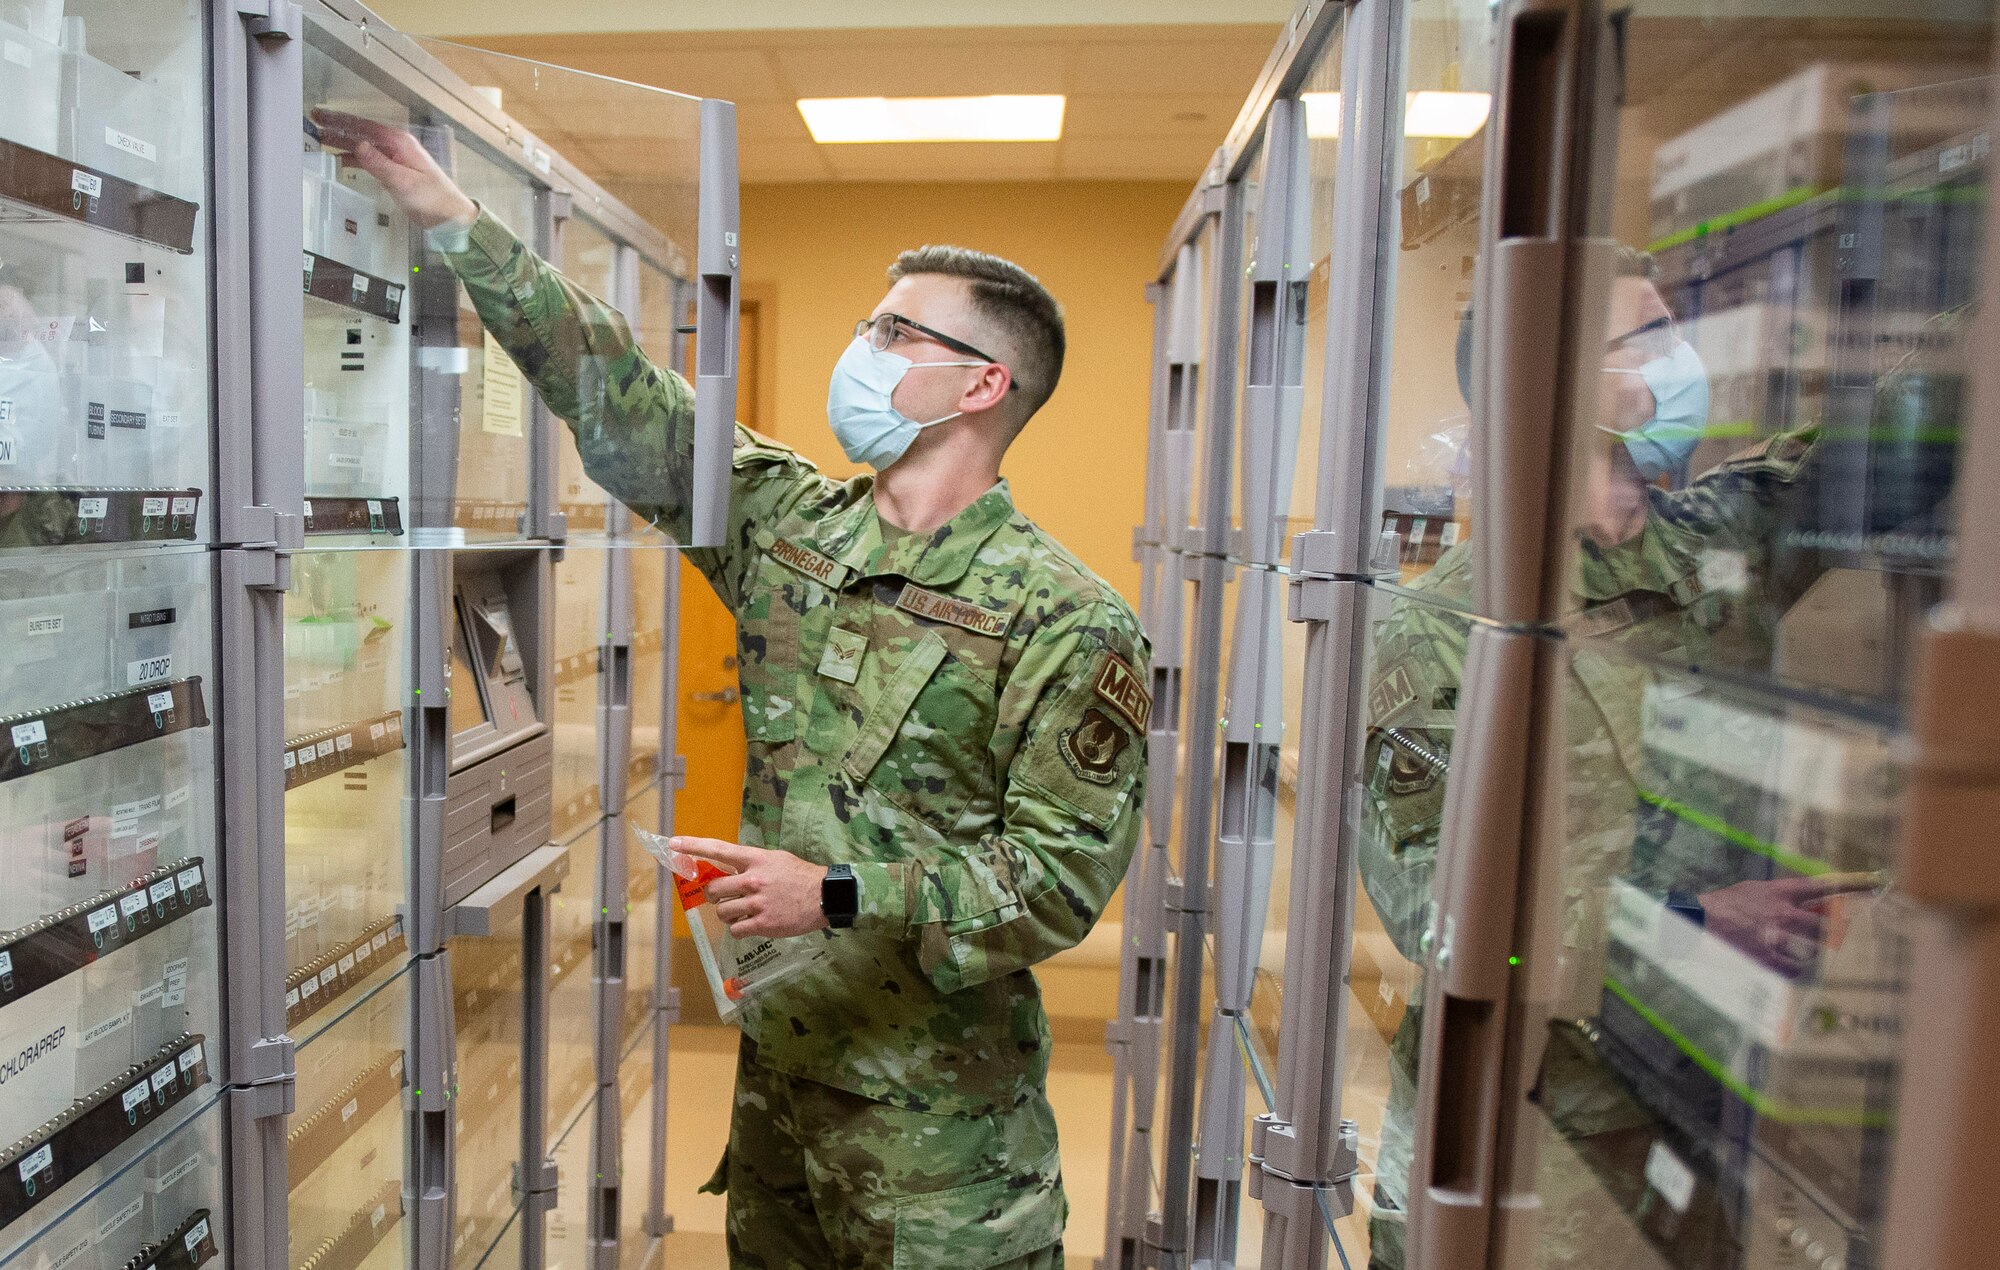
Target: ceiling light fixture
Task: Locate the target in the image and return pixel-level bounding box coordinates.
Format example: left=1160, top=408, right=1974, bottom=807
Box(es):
left=797, top=95, right=1066, bottom=144
left=1300, top=90, right=1493, bottom=140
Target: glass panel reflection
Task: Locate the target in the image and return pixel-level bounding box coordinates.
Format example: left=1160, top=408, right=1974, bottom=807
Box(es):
left=451, top=932, right=523, bottom=1268
left=550, top=545, right=606, bottom=846
left=288, top=969, right=408, bottom=1270
left=1373, top=0, right=1495, bottom=599
left=547, top=830, right=599, bottom=1141
left=555, top=217, right=621, bottom=537
left=1350, top=587, right=1477, bottom=1270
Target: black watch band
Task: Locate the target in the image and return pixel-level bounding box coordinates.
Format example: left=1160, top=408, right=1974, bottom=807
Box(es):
left=822, top=863, right=859, bottom=930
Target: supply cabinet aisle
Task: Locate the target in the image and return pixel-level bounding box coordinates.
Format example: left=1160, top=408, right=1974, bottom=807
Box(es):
left=1107, top=4, right=2000, bottom=1270
left=0, top=1, right=731, bottom=1268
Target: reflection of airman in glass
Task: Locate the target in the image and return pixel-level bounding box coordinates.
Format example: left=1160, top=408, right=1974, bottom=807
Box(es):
left=1355, top=248, right=1860, bottom=1268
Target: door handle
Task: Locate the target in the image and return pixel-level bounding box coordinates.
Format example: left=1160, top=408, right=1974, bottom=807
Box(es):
left=691, top=688, right=740, bottom=704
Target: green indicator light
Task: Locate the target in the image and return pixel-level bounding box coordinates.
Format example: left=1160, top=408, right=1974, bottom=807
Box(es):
left=1507, top=956, right=1520, bottom=966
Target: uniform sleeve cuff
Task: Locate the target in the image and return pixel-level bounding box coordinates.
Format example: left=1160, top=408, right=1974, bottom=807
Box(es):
left=850, top=861, right=908, bottom=936
left=423, top=203, right=477, bottom=255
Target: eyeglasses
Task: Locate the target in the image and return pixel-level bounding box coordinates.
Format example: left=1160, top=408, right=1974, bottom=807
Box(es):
left=1605, top=315, right=1679, bottom=361
left=854, top=312, right=1014, bottom=387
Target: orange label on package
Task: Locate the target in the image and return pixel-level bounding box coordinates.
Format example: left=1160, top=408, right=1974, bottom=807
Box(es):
left=674, top=860, right=729, bottom=910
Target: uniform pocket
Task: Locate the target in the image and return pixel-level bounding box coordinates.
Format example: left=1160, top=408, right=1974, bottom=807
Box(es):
left=889, top=1146, right=1066, bottom=1270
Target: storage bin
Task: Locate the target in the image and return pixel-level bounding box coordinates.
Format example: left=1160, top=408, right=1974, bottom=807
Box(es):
left=64, top=50, right=192, bottom=200
left=0, top=17, right=61, bottom=155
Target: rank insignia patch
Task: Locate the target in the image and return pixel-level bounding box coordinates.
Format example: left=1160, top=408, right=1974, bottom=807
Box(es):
left=1060, top=707, right=1131, bottom=785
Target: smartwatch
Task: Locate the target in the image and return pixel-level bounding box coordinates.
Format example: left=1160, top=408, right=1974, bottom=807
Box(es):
left=821, top=863, right=858, bottom=930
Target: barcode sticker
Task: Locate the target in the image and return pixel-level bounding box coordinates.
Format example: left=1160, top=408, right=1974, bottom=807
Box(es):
left=185, top=1219, right=210, bottom=1252
left=369, top=722, right=386, bottom=740
left=172, top=497, right=196, bottom=516
left=151, top=1066, right=175, bottom=1095
left=180, top=1044, right=203, bottom=1072
left=338, top=953, right=355, bottom=976
left=142, top=497, right=168, bottom=517
left=77, top=497, right=107, bottom=519
left=149, top=880, right=176, bottom=905
left=148, top=691, right=174, bottom=714
left=12, top=720, right=46, bottom=748
left=72, top=170, right=102, bottom=199
left=316, top=739, right=334, bottom=759
left=123, top=1085, right=149, bottom=1115
left=336, top=732, right=354, bottom=752
left=88, top=906, right=117, bottom=933
left=121, top=893, right=147, bottom=918
left=177, top=865, right=203, bottom=892
left=0, top=952, right=10, bottom=976
left=19, top=1145, right=51, bottom=1181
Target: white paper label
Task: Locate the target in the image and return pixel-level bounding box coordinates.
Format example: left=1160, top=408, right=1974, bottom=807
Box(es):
left=371, top=931, right=389, bottom=953
left=147, top=691, right=174, bottom=714
left=0, top=436, right=16, bottom=468
left=1644, top=1139, right=1697, bottom=1214
left=295, top=746, right=314, bottom=766
left=11, top=720, right=46, bottom=748
left=367, top=500, right=384, bottom=517
left=171, top=497, right=195, bottom=515
left=335, top=732, right=354, bottom=752
left=316, top=739, right=334, bottom=759
left=152, top=1151, right=201, bottom=1190
left=369, top=722, right=386, bottom=741
left=285, top=987, right=300, bottom=1009
left=138, top=981, right=163, bottom=1006
left=0, top=952, right=11, bottom=976
left=141, top=497, right=168, bottom=517
left=71, top=170, right=102, bottom=199
left=79, top=1008, right=132, bottom=1049
left=123, top=1084, right=150, bottom=1115
left=329, top=452, right=362, bottom=469
left=342, top=1096, right=360, bottom=1123
left=20, top=1144, right=52, bottom=1180
left=185, top=1218, right=210, bottom=1252
left=179, top=1043, right=202, bottom=1073
left=282, top=751, right=296, bottom=771
left=149, top=879, right=176, bottom=906
left=120, top=892, right=147, bottom=918
left=338, top=953, right=355, bottom=976
left=88, top=906, right=117, bottom=933
left=151, top=1065, right=175, bottom=1095
left=46, top=1236, right=91, bottom=1270
left=104, top=128, right=158, bottom=164
left=177, top=865, right=203, bottom=893
left=78, top=497, right=107, bottom=520
left=23, top=615, right=60, bottom=637
left=128, top=656, right=172, bottom=687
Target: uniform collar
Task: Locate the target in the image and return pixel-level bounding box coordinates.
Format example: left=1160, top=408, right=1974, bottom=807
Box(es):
left=805, top=479, right=1016, bottom=588
left=1573, top=497, right=1705, bottom=608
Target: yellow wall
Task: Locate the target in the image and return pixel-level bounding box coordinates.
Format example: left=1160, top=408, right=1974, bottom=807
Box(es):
left=739, top=179, right=1190, bottom=605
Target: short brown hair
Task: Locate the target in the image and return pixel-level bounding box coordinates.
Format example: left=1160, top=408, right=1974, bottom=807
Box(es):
left=888, top=246, right=1065, bottom=424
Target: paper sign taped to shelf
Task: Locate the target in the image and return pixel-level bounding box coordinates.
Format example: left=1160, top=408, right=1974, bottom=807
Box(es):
left=105, top=128, right=158, bottom=164
left=153, top=1150, right=201, bottom=1191
left=1644, top=1139, right=1696, bottom=1214
left=71, top=170, right=101, bottom=200
left=45, top=1235, right=90, bottom=1270
left=481, top=330, right=525, bottom=436
left=79, top=1008, right=131, bottom=1049
left=127, top=656, right=171, bottom=687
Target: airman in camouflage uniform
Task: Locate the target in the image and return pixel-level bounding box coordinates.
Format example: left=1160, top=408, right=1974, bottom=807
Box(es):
left=435, top=206, right=1148, bottom=1268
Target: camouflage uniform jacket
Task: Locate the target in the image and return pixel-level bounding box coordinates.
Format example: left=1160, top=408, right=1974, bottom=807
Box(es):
left=442, top=208, right=1150, bottom=1117
left=1358, top=433, right=1813, bottom=1213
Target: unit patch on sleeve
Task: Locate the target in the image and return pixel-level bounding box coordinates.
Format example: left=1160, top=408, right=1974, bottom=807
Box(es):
left=1368, top=663, right=1419, bottom=725
left=1093, top=652, right=1152, bottom=733
left=895, top=584, right=1012, bottom=638
left=1060, top=707, right=1132, bottom=785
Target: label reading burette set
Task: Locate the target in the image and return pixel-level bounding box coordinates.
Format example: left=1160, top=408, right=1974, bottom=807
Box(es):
left=631, top=824, right=827, bottom=1020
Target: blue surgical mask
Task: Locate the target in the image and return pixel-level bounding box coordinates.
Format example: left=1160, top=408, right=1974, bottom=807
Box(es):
left=826, top=337, right=982, bottom=471
left=1602, top=339, right=1710, bottom=480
